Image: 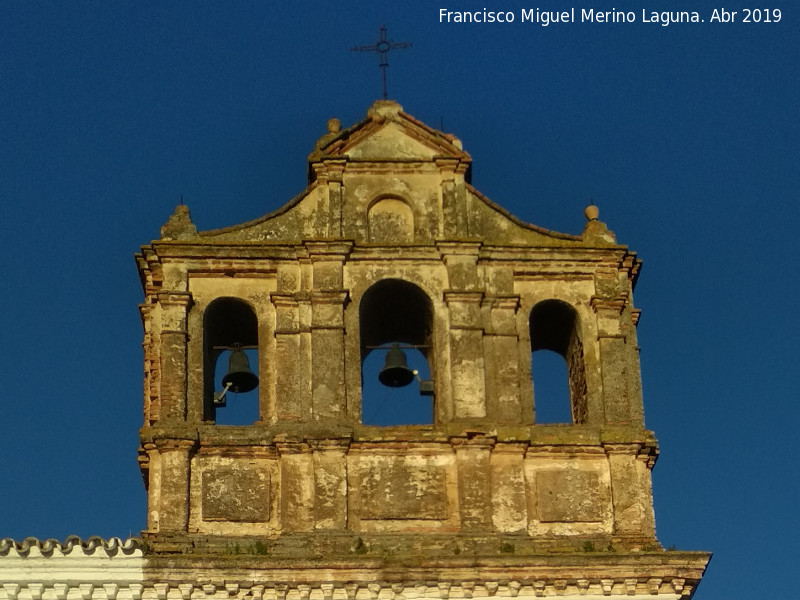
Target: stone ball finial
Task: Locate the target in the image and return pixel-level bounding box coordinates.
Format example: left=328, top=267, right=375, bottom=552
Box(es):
left=582, top=202, right=616, bottom=244
left=327, top=118, right=341, bottom=134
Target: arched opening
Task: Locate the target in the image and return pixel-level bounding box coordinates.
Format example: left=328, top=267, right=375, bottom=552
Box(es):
left=359, top=279, right=434, bottom=425
left=530, top=300, right=587, bottom=424
left=203, top=297, right=259, bottom=425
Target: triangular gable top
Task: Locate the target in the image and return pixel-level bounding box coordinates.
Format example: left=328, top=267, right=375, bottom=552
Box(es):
left=310, top=100, right=470, bottom=166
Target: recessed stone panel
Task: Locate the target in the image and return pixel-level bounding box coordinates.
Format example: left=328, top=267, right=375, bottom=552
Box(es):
left=202, top=467, right=270, bottom=522
left=359, top=458, right=448, bottom=520
left=536, top=469, right=603, bottom=523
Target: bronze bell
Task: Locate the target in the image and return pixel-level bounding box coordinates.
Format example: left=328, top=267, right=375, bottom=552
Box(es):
left=378, top=343, right=415, bottom=388
left=221, top=348, right=259, bottom=393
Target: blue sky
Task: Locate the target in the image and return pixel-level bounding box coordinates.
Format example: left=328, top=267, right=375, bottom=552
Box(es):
left=1, top=2, right=797, bottom=598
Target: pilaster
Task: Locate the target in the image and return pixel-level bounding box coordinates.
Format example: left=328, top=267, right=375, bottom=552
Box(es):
left=310, top=439, right=350, bottom=530
left=271, top=293, right=312, bottom=422
left=592, top=295, right=643, bottom=427
left=605, top=444, right=657, bottom=543
left=307, top=241, right=352, bottom=422
left=277, top=441, right=314, bottom=532
left=482, top=295, right=524, bottom=423
left=444, top=291, right=486, bottom=419
left=155, top=292, right=193, bottom=422
left=151, top=438, right=196, bottom=533
left=451, top=435, right=495, bottom=531
left=490, top=441, right=529, bottom=533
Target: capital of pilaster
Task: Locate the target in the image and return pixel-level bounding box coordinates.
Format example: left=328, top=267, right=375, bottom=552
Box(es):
left=275, top=440, right=311, bottom=456
left=153, top=438, right=197, bottom=453
left=590, top=296, right=626, bottom=315
left=449, top=433, right=496, bottom=450
left=435, top=158, right=469, bottom=179
left=601, top=442, right=657, bottom=468
left=156, top=291, right=193, bottom=308
left=304, top=240, right=353, bottom=258
left=491, top=441, right=530, bottom=456
left=481, top=294, right=520, bottom=311
left=310, top=290, right=349, bottom=305
left=443, top=290, right=485, bottom=305
left=437, top=241, right=482, bottom=257
left=308, top=438, right=352, bottom=452
left=312, top=159, right=347, bottom=183
left=603, top=442, right=637, bottom=455
left=270, top=292, right=300, bottom=308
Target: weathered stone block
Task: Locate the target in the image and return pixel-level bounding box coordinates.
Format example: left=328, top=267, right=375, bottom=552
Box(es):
left=535, top=469, right=603, bottom=523
left=359, top=458, right=448, bottom=520
left=202, top=467, right=270, bottom=522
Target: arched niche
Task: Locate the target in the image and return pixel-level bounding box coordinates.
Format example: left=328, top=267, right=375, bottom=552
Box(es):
left=359, top=279, right=434, bottom=425
left=203, top=297, right=259, bottom=424
left=530, top=299, right=587, bottom=424
left=367, top=196, right=414, bottom=243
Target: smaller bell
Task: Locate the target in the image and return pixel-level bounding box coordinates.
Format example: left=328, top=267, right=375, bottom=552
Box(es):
left=378, top=343, right=415, bottom=388
left=221, top=348, right=259, bottom=393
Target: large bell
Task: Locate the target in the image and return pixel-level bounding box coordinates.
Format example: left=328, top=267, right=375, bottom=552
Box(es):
left=378, top=343, right=415, bottom=388
left=221, top=348, right=259, bottom=393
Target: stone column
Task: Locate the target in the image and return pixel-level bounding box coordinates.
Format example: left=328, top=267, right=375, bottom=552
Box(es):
left=156, top=292, right=192, bottom=422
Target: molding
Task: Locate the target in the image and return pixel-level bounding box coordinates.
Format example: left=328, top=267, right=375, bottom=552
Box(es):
left=0, top=577, right=701, bottom=600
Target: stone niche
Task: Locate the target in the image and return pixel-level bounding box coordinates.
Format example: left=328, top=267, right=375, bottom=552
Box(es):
left=367, top=196, right=414, bottom=243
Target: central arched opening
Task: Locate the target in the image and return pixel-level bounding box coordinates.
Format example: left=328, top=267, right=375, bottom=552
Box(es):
left=359, top=279, right=434, bottom=425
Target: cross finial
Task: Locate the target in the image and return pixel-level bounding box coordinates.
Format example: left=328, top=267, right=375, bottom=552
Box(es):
left=350, top=25, right=412, bottom=100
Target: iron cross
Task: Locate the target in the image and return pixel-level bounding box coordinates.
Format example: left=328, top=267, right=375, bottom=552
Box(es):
left=351, top=25, right=412, bottom=100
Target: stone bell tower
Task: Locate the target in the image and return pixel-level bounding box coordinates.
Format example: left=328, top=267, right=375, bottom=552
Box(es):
left=134, top=101, right=709, bottom=597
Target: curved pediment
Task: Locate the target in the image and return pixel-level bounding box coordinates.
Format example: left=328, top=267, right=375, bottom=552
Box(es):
left=157, top=101, right=616, bottom=248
